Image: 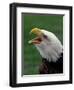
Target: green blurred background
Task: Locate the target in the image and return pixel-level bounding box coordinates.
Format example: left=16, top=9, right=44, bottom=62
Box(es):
left=22, top=13, right=63, bottom=75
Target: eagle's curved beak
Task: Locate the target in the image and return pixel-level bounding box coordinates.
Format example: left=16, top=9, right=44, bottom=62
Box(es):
left=30, top=28, right=42, bottom=36
left=28, top=28, right=43, bottom=44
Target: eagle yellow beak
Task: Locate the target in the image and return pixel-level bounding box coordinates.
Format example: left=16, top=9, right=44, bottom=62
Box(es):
left=30, top=28, right=42, bottom=36
left=28, top=28, right=43, bottom=44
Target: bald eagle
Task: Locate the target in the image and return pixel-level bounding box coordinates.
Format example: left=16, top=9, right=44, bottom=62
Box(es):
left=29, top=28, right=63, bottom=74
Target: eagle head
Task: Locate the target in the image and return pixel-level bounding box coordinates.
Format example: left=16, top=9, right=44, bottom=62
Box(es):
left=28, top=28, right=63, bottom=62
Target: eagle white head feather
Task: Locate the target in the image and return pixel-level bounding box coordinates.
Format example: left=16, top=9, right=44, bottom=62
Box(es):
left=29, top=28, right=63, bottom=62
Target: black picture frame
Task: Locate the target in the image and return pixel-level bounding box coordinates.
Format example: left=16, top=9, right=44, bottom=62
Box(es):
left=10, top=3, right=72, bottom=87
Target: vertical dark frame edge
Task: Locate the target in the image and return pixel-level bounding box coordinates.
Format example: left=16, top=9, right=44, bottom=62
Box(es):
left=9, top=4, right=12, bottom=87
left=69, top=7, right=72, bottom=83
left=10, top=3, right=17, bottom=87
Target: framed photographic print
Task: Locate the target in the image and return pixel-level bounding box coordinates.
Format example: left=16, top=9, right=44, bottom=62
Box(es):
left=10, top=3, right=72, bottom=87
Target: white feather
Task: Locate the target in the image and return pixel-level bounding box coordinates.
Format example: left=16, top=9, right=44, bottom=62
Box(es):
left=35, top=29, right=63, bottom=62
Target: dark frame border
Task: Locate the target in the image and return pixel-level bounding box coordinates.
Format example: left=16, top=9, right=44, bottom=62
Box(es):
left=10, top=3, right=72, bottom=87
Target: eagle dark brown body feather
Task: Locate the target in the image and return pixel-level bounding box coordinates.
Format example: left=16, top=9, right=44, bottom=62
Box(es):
left=39, top=53, right=63, bottom=74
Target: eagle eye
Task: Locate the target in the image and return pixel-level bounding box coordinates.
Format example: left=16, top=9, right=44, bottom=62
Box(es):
left=43, top=34, right=48, bottom=39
